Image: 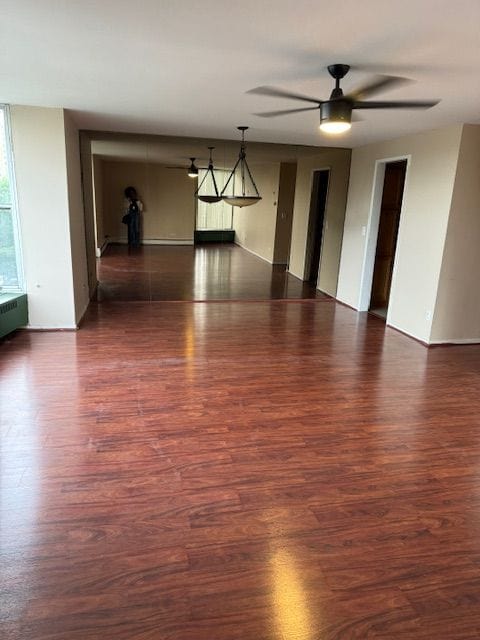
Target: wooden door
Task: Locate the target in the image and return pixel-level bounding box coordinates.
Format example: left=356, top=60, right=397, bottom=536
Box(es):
left=370, top=161, right=407, bottom=310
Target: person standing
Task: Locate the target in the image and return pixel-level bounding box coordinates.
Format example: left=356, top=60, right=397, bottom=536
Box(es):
left=123, top=186, right=143, bottom=248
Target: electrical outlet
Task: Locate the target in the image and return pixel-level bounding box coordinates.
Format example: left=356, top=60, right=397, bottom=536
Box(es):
left=426, top=310, right=432, bottom=322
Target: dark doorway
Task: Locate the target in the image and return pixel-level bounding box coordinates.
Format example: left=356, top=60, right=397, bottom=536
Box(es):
left=369, top=160, right=407, bottom=318
left=273, top=162, right=297, bottom=266
left=305, top=170, right=329, bottom=284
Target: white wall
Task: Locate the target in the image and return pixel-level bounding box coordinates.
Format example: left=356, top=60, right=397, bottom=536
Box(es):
left=336, top=125, right=463, bottom=343
left=289, top=149, right=351, bottom=296
left=64, top=111, right=89, bottom=324
left=10, top=106, right=78, bottom=329
left=430, top=124, right=480, bottom=343
left=233, top=163, right=280, bottom=263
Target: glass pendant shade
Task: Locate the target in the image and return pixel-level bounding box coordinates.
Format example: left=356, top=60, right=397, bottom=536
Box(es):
left=221, top=127, right=262, bottom=208
left=195, top=147, right=222, bottom=203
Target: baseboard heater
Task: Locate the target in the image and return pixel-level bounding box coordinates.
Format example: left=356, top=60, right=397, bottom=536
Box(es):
left=0, top=293, right=28, bottom=338
left=195, top=230, right=235, bottom=243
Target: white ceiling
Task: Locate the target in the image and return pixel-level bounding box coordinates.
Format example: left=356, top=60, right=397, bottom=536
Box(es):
left=2, top=0, right=479, bottom=148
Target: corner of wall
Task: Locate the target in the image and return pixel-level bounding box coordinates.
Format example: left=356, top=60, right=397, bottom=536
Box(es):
left=10, top=105, right=78, bottom=328
left=429, top=124, right=480, bottom=344
left=336, top=124, right=464, bottom=343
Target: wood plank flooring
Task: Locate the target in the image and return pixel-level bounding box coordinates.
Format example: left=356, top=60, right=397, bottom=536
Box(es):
left=2, top=272, right=480, bottom=637
left=96, top=244, right=323, bottom=301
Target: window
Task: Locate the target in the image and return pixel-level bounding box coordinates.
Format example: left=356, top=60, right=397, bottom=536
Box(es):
left=196, top=169, right=233, bottom=231
left=0, top=106, right=23, bottom=290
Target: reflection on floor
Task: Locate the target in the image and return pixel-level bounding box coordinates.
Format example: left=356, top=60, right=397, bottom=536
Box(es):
left=97, top=243, right=325, bottom=302
left=3, top=300, right=480, bottom=638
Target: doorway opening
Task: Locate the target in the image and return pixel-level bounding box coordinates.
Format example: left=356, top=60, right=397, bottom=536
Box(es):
left=273, top=162, right=297, bottom=267
left=369, top=160, right=407, bottom=319
left=305, top=169, right=329, bottom=285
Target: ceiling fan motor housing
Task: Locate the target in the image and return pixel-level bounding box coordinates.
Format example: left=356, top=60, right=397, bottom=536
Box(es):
left=320, top=100, right=352, bottom=126
left=327, top=64, right=350, bottom=80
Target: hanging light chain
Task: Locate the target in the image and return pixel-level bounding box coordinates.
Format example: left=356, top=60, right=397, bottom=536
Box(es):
left=195, top=146, right=222, bottom=202
left=220, top=126, right=261, bottom=203
left=190, top=127, right=261, bottom=207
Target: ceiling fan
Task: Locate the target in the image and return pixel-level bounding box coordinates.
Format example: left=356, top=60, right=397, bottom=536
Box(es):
left=249, top=64, right=440, bottom=133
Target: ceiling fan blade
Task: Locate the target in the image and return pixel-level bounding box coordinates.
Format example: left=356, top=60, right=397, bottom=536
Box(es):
left=254, top=106, right=320, bottom=118
left=353, top=99, right=440, bottom=109
left=346, top=75, right=412, bottom=101
left=247, top=85, right=322, bottom=104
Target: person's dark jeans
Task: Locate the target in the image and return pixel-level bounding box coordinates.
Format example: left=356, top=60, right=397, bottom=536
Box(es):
left=127, top=213, right=140, bottom=247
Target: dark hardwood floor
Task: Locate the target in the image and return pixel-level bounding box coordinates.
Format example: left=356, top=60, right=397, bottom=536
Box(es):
left=96, top=243, right=324, bottom=302
left=2, top=247, right=480, bottom=639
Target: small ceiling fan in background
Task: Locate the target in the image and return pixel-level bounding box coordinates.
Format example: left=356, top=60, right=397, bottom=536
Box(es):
left=164, top=157, right=206, bottom=176
left=249, top=64, right=440, bottom=134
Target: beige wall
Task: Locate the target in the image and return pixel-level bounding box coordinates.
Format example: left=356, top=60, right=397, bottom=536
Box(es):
left=64, top=111, right=89, bottom=324
left=336, top=125, right=463, bottom=342
left=289, top=148, right=351, bottom=296
left=430, top=125, right=480, bottom=343
left=232, top=162, right=280, bottom=263
left=10, top=106, right=78, bottom=328
left=100, top=160, right=196, bottom=244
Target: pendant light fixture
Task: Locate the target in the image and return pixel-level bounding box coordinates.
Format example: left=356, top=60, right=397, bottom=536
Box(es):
left=187, top=158, right=198, bottom=178
left=221, top=127, right=262, bottom=208
left=195, top=147, right=222, bottom=203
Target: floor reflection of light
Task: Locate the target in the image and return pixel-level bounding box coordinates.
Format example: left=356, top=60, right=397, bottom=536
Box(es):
left=193, top=246, right=232, bottom=300
left=270, top=545, right=314, bottom=640
left=184, top=315, right=195, bottom=382
left=0, top=353, right=40, bottom=619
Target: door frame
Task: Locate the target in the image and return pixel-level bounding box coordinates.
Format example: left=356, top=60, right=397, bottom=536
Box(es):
left=303, top=166, right=331, bottom=281
left=357, top=155, right=410, bottom=316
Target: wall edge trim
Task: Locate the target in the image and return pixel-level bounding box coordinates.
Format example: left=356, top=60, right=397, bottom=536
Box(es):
left=234, top=241, right=273, bottom=264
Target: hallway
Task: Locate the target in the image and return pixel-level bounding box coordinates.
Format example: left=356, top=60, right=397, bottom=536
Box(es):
left=2, top=295, right=480, bottom=639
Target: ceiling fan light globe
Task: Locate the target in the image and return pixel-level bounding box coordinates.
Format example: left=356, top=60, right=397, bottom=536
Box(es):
left=319, top=121, right=352, bottom=134
left=187, top=157, right=198, bottom=177
left=319, top=100, right=352, bottom=134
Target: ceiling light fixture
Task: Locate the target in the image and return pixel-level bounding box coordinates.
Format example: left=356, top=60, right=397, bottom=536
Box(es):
left=250, top=63, right=439, bottom=136
left=221, top=127, right=262, bottom=208
left=187, top=158, right=198, bottom=178
left=319, top=100, right=352, bottom=134
left=195, top=147, right=222, bottom=203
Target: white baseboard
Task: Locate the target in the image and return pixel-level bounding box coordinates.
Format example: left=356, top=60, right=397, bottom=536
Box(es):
left=335, top=295, right=360, bottom=311
left=429, top=337, right=480, bottom=345
left=385, top=321, right=480, bottom=346
left=106, top=237, right=194, bottom=246
left=96, top=240, right=109, bottom=257
left=143, top=238, right=194, bottom=246
left=287, top=267, right=305, bottom=281
left=26, top=324, right=78, bottom=331
left=234, top=241, right=273, bottom=264
left=385, top=320, right=428, bottom=345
